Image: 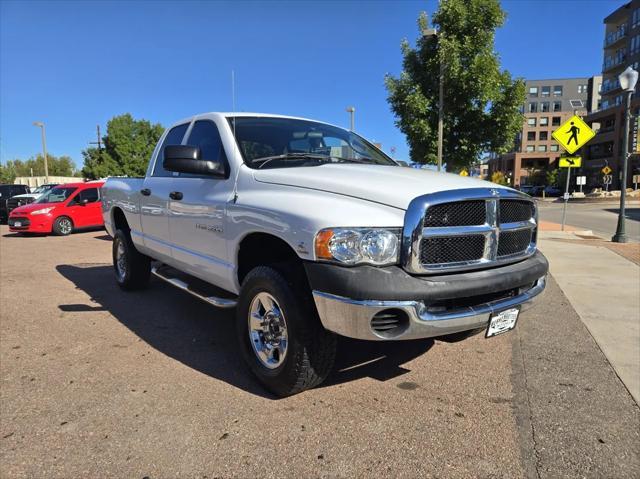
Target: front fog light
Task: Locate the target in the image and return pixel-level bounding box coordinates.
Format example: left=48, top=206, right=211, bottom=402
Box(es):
left=360, top=230, right=398, bottom=264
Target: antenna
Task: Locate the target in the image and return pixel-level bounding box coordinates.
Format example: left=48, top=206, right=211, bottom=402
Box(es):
left=231, top=69, right=241, bottom=203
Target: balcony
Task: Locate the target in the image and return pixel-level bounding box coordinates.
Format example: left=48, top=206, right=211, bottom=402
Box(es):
left=603, top=54, right=627, bottom=72
left=604, top=26, right=627, bottom=48
left=601, top=79, right=622, bottom=94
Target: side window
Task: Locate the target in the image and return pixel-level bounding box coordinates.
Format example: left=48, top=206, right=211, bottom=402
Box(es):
left=79, top=188, right=100, bottom=203
left=152, top=123, right=190, bottom=177
left=182, top=120, right=228, bottom=177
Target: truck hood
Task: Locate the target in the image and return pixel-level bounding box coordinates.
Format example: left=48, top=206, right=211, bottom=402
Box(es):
left=253, top=164, right=508, bottom=210
left=10, top=193, right=39, bottom=200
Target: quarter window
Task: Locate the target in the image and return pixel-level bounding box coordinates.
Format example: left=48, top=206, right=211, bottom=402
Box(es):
left=153, top=123, right=190, bottom=177
left=78, top=188, right=100, bottom=203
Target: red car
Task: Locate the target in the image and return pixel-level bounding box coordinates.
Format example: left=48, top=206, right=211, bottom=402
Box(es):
left=8, top=181, right=105, bottom=235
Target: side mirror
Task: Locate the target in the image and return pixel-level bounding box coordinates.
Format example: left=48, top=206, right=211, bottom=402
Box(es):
left=163, top=145, right=227, bottom=177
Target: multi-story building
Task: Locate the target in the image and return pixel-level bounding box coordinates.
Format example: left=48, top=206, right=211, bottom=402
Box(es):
left=583, top=0, right=640, bottom=190
left=488, top=77, right=600, bottom=187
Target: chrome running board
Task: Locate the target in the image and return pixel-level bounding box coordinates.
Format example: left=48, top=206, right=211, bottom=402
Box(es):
left=151, top=265, right=237, bottom=309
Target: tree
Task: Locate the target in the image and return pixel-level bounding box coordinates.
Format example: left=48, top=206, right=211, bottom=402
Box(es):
left=546, top=168, right=559, bottom=187
left=491, top=171, right=508, bottom=186
left=385, top=0, right=525, bottom=170
left=82, top=114, right=164, bottom=179
left=1, top=154, right=78, bottom=183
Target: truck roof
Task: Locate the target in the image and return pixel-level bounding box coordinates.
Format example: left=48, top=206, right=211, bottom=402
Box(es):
left=169, top=112, right=341, bottom=131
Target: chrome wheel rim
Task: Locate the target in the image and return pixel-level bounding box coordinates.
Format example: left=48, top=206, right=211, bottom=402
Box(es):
left=115, top=240, right=127, bottom=282
left=248, top=292, right=288, bottom=369
left=59, top=218, right=72, bottom=235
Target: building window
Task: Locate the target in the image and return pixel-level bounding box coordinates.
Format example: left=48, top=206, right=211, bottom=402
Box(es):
left=540, top=101, right=550, bottom=112
left=529, top=86, right=538, bottom=97
left=539, top=131, right=548, bottom=140
left=527, top=131, right=536, bottom=141
left=633, top=9, right=640, bottom=29
left=528, top=102, right=537, bottom=113
left=539, top=117, right=548, bottom=126
left=550, top=144, right=559, bottom=152
left=553, top=101, right=562, bottom=112
left=577, top=84, right=588, bottom=94
left=537, top=145, right=547, bottom=152
left=553, top=85, right=563, bottom=96
left=552, top=116, right=561, bottom=126
left=526, top=145, right=535, bottom=152
left=541, top=86, right=550, bottom=97
left=527, top=118, right=536, bottom=126
left=569, top=99, right=585, bottom=109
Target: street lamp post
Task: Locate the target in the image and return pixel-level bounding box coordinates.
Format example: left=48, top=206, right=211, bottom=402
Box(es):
left=346, top=106, right=355, bottom=131
left=33, top=121, right=49, bottom=183
left=423, top=28, right=444, bottom=172
left=612, top=66, right=638, bottom=243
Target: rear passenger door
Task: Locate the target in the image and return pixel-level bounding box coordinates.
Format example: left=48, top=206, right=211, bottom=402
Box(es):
left=77, top=187, right=103, bottom=226
left=140, top=123, right=189, bottom=263
left=168, top=119, right=233, bottom=287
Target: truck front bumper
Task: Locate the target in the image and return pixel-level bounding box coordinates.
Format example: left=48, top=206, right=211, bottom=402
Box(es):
left=305, top=251, right=548, bottom=341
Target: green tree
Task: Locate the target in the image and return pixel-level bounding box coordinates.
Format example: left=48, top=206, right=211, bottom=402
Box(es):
left=385, top=0, right=525, bottom=169
left=490, top=171, right=508, bottom=186
left=82, top=114, right=164, bottom=179
left=1, top=154, right=78, bottom=183
left=546, top=168, right=559, bottom=187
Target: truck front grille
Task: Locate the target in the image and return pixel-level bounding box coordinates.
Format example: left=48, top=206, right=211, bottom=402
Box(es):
left=403, top=189, right=537, bottom=273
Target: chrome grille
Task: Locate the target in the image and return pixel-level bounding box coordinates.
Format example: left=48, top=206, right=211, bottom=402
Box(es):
left=420, top=235, right=485, bottom=264
left=424, top=200, right=486, bottom=227
left=402, top=188, right=537, bottom=274
left=498, top=229, right=533, bottom=257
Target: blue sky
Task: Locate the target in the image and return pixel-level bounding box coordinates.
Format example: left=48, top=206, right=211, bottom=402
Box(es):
left=0, top=0, right=621, bottom=168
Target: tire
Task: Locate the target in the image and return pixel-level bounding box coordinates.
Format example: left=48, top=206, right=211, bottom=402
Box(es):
left=236, top=265, right=336, bottom=397
left=112, top=229, right=151, bottom=291
left=52, top=216, right=74, bottom=236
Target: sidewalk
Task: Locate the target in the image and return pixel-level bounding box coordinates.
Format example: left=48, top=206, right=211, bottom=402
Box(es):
left=537, top=225, right=640, bottom=405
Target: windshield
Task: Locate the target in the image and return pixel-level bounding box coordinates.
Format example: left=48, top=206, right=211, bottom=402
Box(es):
left=33, top=184, right=55, bottom=194
left=35, top=186, right=78, bottom=204
left=228, top=117, right=396, bottom=169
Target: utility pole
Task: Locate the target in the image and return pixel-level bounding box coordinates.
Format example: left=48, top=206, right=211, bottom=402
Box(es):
left=346, top=106, right=355, bottom=131
left=89, top=125, right=103, bottom=151
left=33, top=122, right=48, bottom=183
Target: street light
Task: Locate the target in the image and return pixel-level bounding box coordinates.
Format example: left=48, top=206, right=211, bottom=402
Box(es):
left=612, top=66, right=638, bottom=243
left=423, top=28, right=444, bottom=172
left=33, top=121, right=49, bottom=183
left=346, top=106, right=355, bottom=131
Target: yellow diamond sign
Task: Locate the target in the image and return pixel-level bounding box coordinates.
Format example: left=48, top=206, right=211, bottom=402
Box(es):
left=602, top=165, right=612, bottom=175
left=552, top=115, right=595, bottom=154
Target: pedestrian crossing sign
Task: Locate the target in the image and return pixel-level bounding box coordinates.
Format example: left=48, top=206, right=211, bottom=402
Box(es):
left=552, top=115, right=595, bottom=154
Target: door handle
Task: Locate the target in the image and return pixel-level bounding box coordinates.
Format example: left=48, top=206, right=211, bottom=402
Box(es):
left=140, top=188, right=151, bottom=196
left=169, top=191, right=183, bottom=201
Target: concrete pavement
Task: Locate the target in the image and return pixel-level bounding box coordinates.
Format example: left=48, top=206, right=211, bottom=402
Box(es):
left=538, top=230, right=640, bottom=404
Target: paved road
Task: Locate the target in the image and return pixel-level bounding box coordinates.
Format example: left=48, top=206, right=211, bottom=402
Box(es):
left=1, top=226, right=638, bottom=478
left=537, top=200, right=640, bottom=241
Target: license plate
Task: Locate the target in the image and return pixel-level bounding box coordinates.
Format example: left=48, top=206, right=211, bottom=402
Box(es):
left=13, top=222, right=21, bottom=227
left=486, top=307, right=520, bottom=338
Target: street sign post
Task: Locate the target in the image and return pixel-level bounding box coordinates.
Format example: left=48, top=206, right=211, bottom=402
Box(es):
left=552, top=115, right=596, bottom=154
left=634, top=174, right=640, bottom=190
left=603, top=174, right=613, bottom=192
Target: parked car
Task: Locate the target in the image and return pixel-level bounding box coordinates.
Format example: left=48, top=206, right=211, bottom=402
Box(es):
left=8, top=181, right=105, bottom=235
left=543, top=185, right=562, bottom=197
left=5, top=183, right=59, bottom=216
left=520, top=185, right=544, bottom=197
left=101, top=112, right=548, bottom=397
left=0, top=184, right=30, bottom=223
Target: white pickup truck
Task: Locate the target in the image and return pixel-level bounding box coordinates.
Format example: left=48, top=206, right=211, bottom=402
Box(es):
left=102, top=112, right=548, bottom=396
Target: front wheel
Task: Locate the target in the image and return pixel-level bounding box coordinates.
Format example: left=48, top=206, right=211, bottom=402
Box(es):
left=113, top=229, right=151, bottom=290
left=52, top=216, right=73, bottom=236
left=236, top=266, right=336, bottom=397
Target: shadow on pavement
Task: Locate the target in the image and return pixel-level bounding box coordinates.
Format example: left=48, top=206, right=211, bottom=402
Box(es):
left=604, top=208, right=640, bottom=222
left=56, top=264, right=432, bottom=398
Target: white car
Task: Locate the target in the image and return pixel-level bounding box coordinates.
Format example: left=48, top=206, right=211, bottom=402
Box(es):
left=6, top=183, right=58, bottom=214
left=101, top=112, right=548, bottom=396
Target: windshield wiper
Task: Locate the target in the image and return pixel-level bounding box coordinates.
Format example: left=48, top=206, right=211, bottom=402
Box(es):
left=254, top=153, right=332, bottom=169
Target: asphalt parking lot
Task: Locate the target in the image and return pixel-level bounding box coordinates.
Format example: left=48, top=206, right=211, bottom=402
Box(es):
left=1, top=226, right=638, bottom=478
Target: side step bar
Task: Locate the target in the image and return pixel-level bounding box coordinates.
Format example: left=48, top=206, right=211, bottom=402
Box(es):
left=151, top=265, right=237, bottom=309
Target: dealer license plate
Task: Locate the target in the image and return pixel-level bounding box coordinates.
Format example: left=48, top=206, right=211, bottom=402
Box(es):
left=486, top=307, right=520, bottom=338
left=13, top=221, right=21, bottom=227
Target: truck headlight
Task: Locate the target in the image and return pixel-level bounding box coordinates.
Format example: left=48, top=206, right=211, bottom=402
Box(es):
left=30, top=207, right=55, bottom=215
left=315, top=228, right=400, bottom=266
